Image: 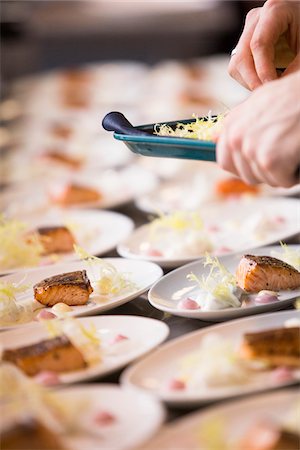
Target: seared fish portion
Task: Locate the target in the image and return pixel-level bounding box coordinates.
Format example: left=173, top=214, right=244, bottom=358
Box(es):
left=236, top=255, right=300, bottom=292
left=50, top=183, right=102, bottom=206
left=34, top=270, right=93, bottom=306
left=240, top=327, right=300, bottom=367
left=2, top=335, right=87, bottom=376
left=2, top=419, right=65, bottom=450
left=237, top=422, right=300, bottom=450
left=28, top=226, right=76, bottom=255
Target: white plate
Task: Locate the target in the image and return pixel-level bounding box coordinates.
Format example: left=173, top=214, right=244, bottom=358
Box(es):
left=141, top=388, right=298, bottom=450
left=60, top=385, right=165, bottom=450
left=0, top=258, right=163, bottom=329
left=136, top=170, right=300, bottom=215
left=122, top=310, right=300, bottom=407
left=148, top=245, right=300, bottom=321
left=118, top=198, right=300, bottom=268
left=0, top=209, right=134, bottom=275
left=0, top=315, right=169, bottom=384
left=0, top=165, right=158, bottom=214
left=3, top=383, right=164, bottom=450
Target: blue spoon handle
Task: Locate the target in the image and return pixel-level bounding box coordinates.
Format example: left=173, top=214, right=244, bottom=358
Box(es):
left=102, top=111, right=150, bottom=137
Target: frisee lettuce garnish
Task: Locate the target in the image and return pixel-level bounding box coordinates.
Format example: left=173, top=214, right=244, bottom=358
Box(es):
left=0, top=216, right=43, bottom=270
left=150, top=211, right=204, bottom=233
left=271, top=242, right=300, bottom=271
left=74, top=245, right=136, bottom=296
left=187, top=254, right=240, bottom=307
left=0, top=279, right=32, bottom=326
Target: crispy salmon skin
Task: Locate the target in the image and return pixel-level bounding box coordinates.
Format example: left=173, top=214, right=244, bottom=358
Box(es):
left=2, top=335, right=87, bottom=376
left=240, top=327, right=300, bottom=367
left=27, top=226, right=76, bottom=255
left=34, top=270, right=93, bottom=306
left=236, top=255, right=300, bottom=292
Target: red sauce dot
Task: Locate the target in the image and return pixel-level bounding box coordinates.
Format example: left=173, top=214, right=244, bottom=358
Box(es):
left=94, top=411, right=116, bottom=426
left=168, top=379, right=186, bottom=391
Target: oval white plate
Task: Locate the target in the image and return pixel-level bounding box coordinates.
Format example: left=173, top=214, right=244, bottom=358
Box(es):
left=0, top=209, right=134, bottom=276
left=0, top=258, right=163, bottom=330
left=0, top=165, right=158, bottom=214
left=142, top=388, right=298, bottom=450
left=118, top=198, right=300, bottom=268
left=0, top=315, right=169, bottom=384
left=2, top=383, right=164, bottom=450
left=148, top=245, right=300, bottom=321
left=59, top=385, right=165, bottom=450
left=122, top=310, right=300, bottom=407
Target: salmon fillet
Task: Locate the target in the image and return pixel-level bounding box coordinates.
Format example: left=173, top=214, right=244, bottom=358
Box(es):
left=50, top=183, right=102, bottom=206
left=2, top=335, right=87, bottom=376
left=27, top=226, right=76, bottom=255
left=34, top=270, right=93, bottom=306
left=2, top=419, right=65, bottom=450
left=240, top=327, right=300, bottom=367
left=215, top=178, right=259, bottom=198
left=237, top=423, right=300, bottom=450
left=236, top=255, right=300, bottom=292
left=41, top=150, right=82, bottom=169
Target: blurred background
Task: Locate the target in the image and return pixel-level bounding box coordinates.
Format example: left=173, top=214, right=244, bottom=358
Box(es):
left=2, top=1, right=262, bottom=84
left=1, top=0, right=267, bottom=212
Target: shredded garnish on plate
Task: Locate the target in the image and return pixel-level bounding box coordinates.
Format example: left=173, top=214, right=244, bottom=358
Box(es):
left=0, top=279, right=33, bottom=327
left=44, top=317, right=101, bottom=365
left=0, top=216, right=43, bottom=270
left=0, top=363, right=89, bottom=433
left=150, top=211, right=204, bottom=233
left=187, top=254, right=240, bottom=309
left=74, top=245, right=137, bottom=296
left=196, top=416, right=230, bottom=450
left=271, top=242, right=300, bottom=271
left=154, top=113, right=224, bottom=141
left=177, top=333, right=249, bottom=388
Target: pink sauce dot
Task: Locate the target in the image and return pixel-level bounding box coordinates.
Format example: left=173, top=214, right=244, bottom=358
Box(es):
left=274, top=216, right=285, bottom=224
left=94, top=411, right=116, bottom=426
left=147, top=249, right=163, bottom=257
left=215, top=246, right=232, bottom=254
left=36, top=310, right=57, bottom=321
left=207, top=224, right=220, bottom=232
left=168, top=379, right=186, bottom=391
left=34, top=371, right=60, bottom=386
left=254, top=294, right=278, bottom=304
left=178, top=298, right=200, bottom=310
left=110, top=334, right=129, bottom=345
left=270, top=366, right=294, bottom=384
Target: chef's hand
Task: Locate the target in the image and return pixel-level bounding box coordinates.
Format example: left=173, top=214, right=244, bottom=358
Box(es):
left=216, top=72, right=300, bottom=188
left=228, top=0, right=300, bottom=90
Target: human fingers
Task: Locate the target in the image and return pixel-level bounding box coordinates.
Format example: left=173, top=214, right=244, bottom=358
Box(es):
left=250, top=1, right=290, bottom=83
left=216, top=127, right=239, bottom=177
left=282, top=53, right=300, bottom=77
left=231, top=150, right=260, bottom=185
left=228, top=8, right=262, bottom=90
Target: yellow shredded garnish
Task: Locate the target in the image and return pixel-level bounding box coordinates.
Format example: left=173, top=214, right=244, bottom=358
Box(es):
left=0, top=280, right=33, bottom=326
left=271, top=242, right=300, bottom=271
left=44, top=317, right=101, bottom=365
left=0, top=216, right=43, bottom=270
left=187, top=254, right=239, bottom=307
left=150, top=211, right=204, bottom=233
left=196, top=416, right=230, bottom=450
left=74, top=245, right=137, bottom=296
left=154, top=113, right=224, bottom=141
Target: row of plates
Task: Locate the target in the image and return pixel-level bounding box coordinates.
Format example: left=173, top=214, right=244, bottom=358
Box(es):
left=1, top=310, right=299, bottom=449
left=4, top=245, right=300, bottom=327
left=2, top=196, right=300, bottom=276
left=2, top=310, right=299, bottom=403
